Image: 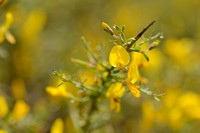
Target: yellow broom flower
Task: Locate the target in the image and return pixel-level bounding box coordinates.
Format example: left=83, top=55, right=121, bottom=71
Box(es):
left=126, top=60, right=140, bottom=97
left=106, top=82, right=125, bottom=112
left=109, top=45, right=130, bottom=69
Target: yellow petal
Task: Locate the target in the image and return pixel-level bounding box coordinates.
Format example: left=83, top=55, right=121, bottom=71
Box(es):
left=106, top=82, right=125, bottom=98
left=102, top=22, right=114, bottom=35
left=132, top=52, right=146, bottom=66
left=127, top=61, right=140, bottom=84
left=110, top=98, right=116, bottom=110
left=12, top=100, right=30, bottom=122
left=46, top=86, right=68, bottom=97
left=102, top=22, right=111, bottom=31
left=80, top=69, right=96, bottom=87
left=109, top=45, right=130, bottom=69
left=22, top=10, right=46, bottom=42
left=51, top=118, right=64, bottom=133
left=2, top=12, right=13, bottom=31
left=0, top=96, right=8, bottom=118
left=115, top=101, right=121, bottom=112
left=127, top=84, right=140, bottom=98
left=109, top=98, right=121, bottom=112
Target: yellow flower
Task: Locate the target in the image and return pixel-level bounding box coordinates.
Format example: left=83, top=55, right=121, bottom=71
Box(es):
left=102, top=22, right=114, bottom=35
left=12, top=100, right=30, bottom=122
left=132, top=51, right=146, bottom=67
left=46, top=86, right=68, bottom=97
left=50, top=118, right=64, bottom=133
left=46, top=76, right=79, bottom=98
left=0, top=96, right=8, bottom=118
left=163, top=38, right=193, bottom=65
left=177, top=92, right=200, bottom=120
left=127, top=84, right=140, bottom=98
left=21, top=9, right=46, bottom=43
left=80, top=69, right=96, bottom=87
left=126, top=60, right=140, bottom=97
left=109, top=45, right=130, bottom=69
left=0, top=12, right=14, bottom=43
left=0, top=129, right=7, bottom=133
left=106, top=82, right=125, bottom=112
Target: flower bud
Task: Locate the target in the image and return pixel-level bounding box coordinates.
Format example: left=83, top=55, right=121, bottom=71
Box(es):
left=102, top=22, right=114, bottom=35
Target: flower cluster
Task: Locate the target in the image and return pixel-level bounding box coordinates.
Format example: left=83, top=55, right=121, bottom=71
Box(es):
left=45, top=20, right=163, bottom=132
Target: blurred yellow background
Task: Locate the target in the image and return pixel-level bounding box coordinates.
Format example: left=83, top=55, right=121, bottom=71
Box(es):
left=0, top=0, right=200, bottom=132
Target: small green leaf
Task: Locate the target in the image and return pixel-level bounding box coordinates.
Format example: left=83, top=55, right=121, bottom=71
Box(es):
left=127, top=38, right=135, bottom=42
left=143, top=53, right=149, bottom=62
left=112, top=69, right=120, bottom=74
left=134, top=46, right=141, bottom=51
left=143, top=38, right=148, bottom=43
left=122, top=25, right=125, bottom=32
left=57, top=82, right=64, bottom=87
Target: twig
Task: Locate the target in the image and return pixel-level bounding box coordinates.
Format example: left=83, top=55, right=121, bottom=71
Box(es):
left=126, top=20, right=156, bottom=51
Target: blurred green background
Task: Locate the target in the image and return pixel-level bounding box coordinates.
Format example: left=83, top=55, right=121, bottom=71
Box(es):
left=1, top=0, right=200, bottom=132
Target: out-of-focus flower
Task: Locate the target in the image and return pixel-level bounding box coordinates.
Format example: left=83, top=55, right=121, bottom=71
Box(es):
left=21, top=9, right=46, bottom=43
left=46, top=86, right=68, bottom=98
left=164, top=38, right=193, bottom=65
left=109, top=45, right=130, bottom=69
left=126, top=60, right=140, bottom=97
left=140, top=100, right=155, bottom=131
left=11, top=78, right=27, bottom=100
left=12, top=100, right=30, bottom=122
left=80, top=69, right=96, bottom=87
left=140, top=89, right=200, bottom=131
left=0, top=129, right=7, bottom=133
left=0, top=12, right=15, bottom=44
left=106, top=82, right=125, bottom=112
left=46, top=76, right=79, bottom=98
left=50, top=118, right=64, bottom=133
left=0, top=96, right=8, bottom=118
left=177, top=92, right=200, bottom=120
left=97, top=62, right=109, bottom=78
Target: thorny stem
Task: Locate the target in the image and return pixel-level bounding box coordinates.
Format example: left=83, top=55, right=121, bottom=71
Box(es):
left=82, top=37, right=106, bottom=69
left=126, top=20, right=156, bottom=51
